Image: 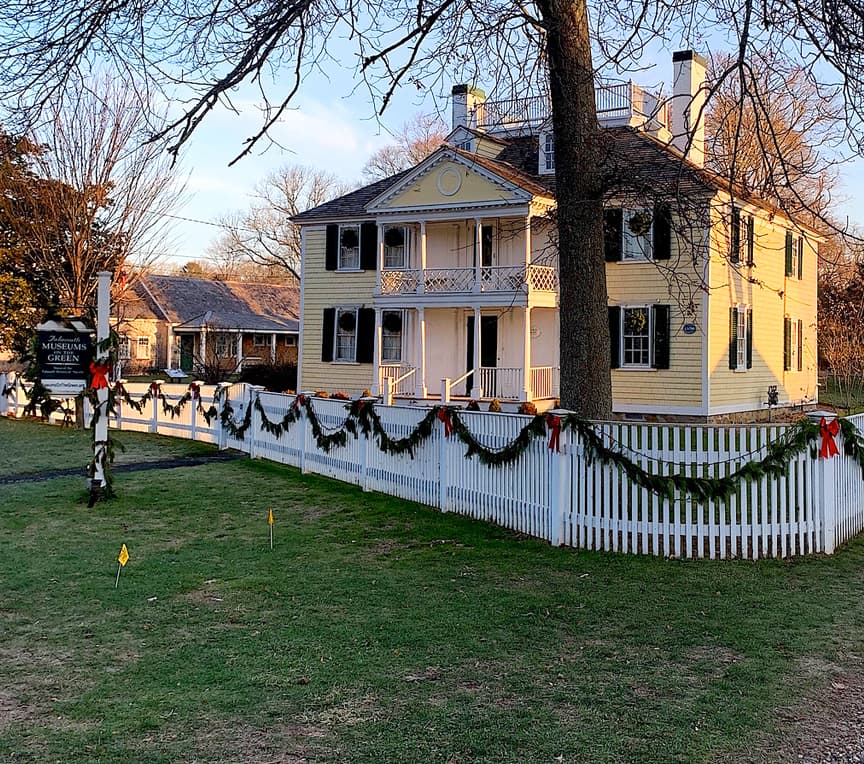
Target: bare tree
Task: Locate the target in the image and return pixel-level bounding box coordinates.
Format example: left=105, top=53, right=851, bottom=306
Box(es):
left=207, top=165, right=351, bottom=279
left=1, top=0, right=862, bottom=414
left=8, top=75, right=184, bottom=314
left=362, top=113, right=449, bottom=181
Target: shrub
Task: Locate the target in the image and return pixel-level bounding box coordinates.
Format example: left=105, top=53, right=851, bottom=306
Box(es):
left=238, top=363, right=297, bottom=392
left=330, top=391, right=350, bottom=400
left=488, top=398, right=502, bottom=413
left=465, top=399, right=480, bottom=411
left=517, top=401, right=537, bottom=415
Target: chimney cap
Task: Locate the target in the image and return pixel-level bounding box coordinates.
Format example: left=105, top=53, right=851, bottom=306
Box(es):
left=672, top=49, right=708, bottom=67
left=451, top=84, right=486, bottom=98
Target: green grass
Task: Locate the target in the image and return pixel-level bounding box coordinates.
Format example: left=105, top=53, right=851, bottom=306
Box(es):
left=2, top=418, right=864, bottom=762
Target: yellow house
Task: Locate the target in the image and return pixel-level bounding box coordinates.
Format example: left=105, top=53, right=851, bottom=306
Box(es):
left=293, top=51, right=819, bottom=420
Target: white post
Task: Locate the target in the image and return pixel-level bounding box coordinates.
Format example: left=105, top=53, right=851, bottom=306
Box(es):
left=199, top=328, right=207, bottom=370
left=150, top=380, right=162, bottom=433
left=166, top=324, right=175, bottom=369
left=382, top=377, right=394, bottom=406
left=270, top=333, right=277, bottom=364
left=473, top=218, right=482, bottom=293
left=214, top=383, right=228, bottom=450
left=808, top=410, right=838, bottom=554
left=419, top=221, right=427, bottom=294
left=471, top=307, right=482, bottom=399
left=416, top=307, right=427, bottom=399
left=372, top=307, right=382, bottom=396
left=92, top=271, right=112, bottom=490
left=189, top=384, right=197, bottom=442
left=548, top=409, right=569, bottom=546
left=522, top=306, right=533, bottom=401
left=359, top=396, right=376, bottom=492
left=439, top=412, right=450, bottom=511
left=299, top=390, right=313, bottom=474
left=236, top=333, right=243, bottom=372
left=376, top=222, right=384, bottom=295
left=0, top=372, right=7, bottom=416
left=441, top=378, right=451, bottom=404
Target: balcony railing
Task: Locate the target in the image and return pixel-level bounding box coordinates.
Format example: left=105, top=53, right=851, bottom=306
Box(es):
left=479, top=82, right=668, bottom=131
left=379, top=264, right=558, bottom=296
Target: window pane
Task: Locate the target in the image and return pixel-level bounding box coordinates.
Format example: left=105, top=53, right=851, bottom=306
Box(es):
left=623, top=209, right=652, bottom=260
left=622, top=308, right=650, bottom=366
left=339, top=226, right=361, bottom=269
left=737, top=310, right=746, bottom=369
left=383, top=226, right=406, bottom=268
left=335, top=309, right=357, bottom=361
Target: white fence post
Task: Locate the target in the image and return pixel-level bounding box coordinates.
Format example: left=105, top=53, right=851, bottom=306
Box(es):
left=0, top=372, right=7, bottom=416
left=248, top=385, right=264, bottom=458
left=808, top=410, right=839, bottom=554
left=189, top=385, right=197, bottom=442
left=382, top=377, right=393, bottom=406
left=359, top=397, right=376, bottom=491
left=114, top=382, right=123, bottom=431
left=440, top=378, right=451, bottom=404
left=548, top=410, right=569, bottom=547
left=13, top=373, right=22, bottom=417
left=150, top=380, right=162, bottom=433
left=299, top=392, right=312, bottom=474
left=438, top=410, right=450, bottom=511
left=215, top=383, right=228, bottom=450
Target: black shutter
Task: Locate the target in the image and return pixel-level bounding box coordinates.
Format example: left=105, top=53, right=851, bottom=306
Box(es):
left=321, top=308, right=335, bottom=362
left=325, top=225, right=338, bottom=271
left=652, top=203, right=672, bottom=261
left=730, top=207, right=740, bottom=264
left=360, top=222, right=378, bottom=271
left=604, top=209, right=623, bottom=262
left=797, top=237, right=804, bottom=280
left=652, top=304, right=671, bottom=369
left=356, top=308, right=376, bottom=363
left=729, top=307, right=738, bottom=370
left=785, top=231, right=793, bottom=276
left=746, top=216, right=755, bottom=266
left=608, top=306, right=621, bottom=369
left=783, top=317, right=791, bottom=371
left=746, top=308, right=753, bottom=369
left=797, top=319, right=803, bottom=371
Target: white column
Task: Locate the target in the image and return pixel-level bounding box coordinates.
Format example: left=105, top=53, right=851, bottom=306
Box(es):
left=419, top=221, right=427, bottom=294
left=270, top=333, right=277, bottom=363
left=199, top=328, right=207, bottom=369
left=166, top=324, right=175, bottom=369
left=376, top=222, right=384, bottom=295
left=92, top=271, right=112, bottom=490
left=471, top=307, right=482, bottom=399
left=372, top=307, right=382, bottom=396
left=522, top=306, right=532, bottom=401
left=415, top=307, right=427, bottom=398
left=236, top=333, right=243, bottom=372
left=524, top=212, right=533, bottom=283
left=473, top=218, right=482, bottom=293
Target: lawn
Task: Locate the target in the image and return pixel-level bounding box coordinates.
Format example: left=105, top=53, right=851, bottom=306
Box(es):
left=2, top=417, right=864, bottom=763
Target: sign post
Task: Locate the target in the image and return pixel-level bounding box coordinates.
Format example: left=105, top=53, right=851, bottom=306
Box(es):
left=92, top=271, right=112, bottom=495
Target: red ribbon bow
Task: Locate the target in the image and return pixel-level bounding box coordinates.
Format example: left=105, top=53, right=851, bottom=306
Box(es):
left=293, top=393, right=306, bottom=411
left=546, top=414, right=561, bottom=452
left=113, top=380, right=125, bottom=394
left=819, top=416, right=840, bottom=459
left=188, top=383, right=200, bottom=400
left=149, top=381, right=160, bottom=395
left=89, top=362, right=111, bottom=390
left=437, top=408, right=453, bottom=437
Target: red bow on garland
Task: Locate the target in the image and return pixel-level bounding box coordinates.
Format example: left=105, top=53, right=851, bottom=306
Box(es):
left=437, top=408, right=453, bottom=437
left=292, top=393, right=306, bottom=411
left=89, top=362, right=111, bottom=390
left=546, top=414, right=561, bottom=452
left=188, top=383, right=200, bottom=400
left=113, top=380, right=125, bottom=394
left=819, top=416, right=840, bottom=459
left=149, top=381, right=160, bottom=395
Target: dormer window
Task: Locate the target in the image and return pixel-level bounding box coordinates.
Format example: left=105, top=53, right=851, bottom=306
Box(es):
left=543, top=133, right=555, bottom=172
left=457, top=140, right=473, bottom=151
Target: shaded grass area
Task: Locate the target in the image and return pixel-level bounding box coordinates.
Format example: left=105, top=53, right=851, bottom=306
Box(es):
left=0, top=417, right=216, bottom=477
left=2, top=419, right=864, bottom=762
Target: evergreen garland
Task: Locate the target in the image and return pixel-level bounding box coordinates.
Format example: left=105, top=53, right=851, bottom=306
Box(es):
left=449, top=409, right=548, bottom=466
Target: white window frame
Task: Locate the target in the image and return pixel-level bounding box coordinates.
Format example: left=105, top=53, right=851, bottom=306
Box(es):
left=119, top=336, right=131, bottom=361
left=334, top=307, right=359, bottom=362
left=620, top=306, right=652, bottom=369
left=622, top=208, right=654, bottom=261
left=790, top=316, right=799, bottom=372
left=543, top=133, right=555, bottom=172
left=735, top=305, right=748, bottom=372
left=213, top=332, right=233, bottom=357
left=252, top=333, right=269, bottom=347
left=135, top=336, right=150, bottom=360
left=383, top=226, right=409, bottom=269
left=338, top=224, right=361, bottom=271
left=381, top=310, right=403, bottom=363
left=790, top=234, right=800, bottom=279
left=284, top=335, right=298, bottom=346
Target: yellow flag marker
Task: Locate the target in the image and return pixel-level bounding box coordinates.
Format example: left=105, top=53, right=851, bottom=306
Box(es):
left=268, top=508, right=274, bottom=550
left=115, top=543, right=129, bottom=588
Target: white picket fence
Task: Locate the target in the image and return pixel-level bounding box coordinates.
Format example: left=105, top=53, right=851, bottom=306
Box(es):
left=3, top=372, right=863, bottom=560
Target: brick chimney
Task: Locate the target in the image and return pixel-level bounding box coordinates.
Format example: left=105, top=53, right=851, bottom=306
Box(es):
left=451, top=84, right=486, bottom=131
left=670, top=50, right=707, bottom=167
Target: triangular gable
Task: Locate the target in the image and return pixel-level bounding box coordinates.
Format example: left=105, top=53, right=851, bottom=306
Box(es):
left=367, top=148, right=535, bottom=212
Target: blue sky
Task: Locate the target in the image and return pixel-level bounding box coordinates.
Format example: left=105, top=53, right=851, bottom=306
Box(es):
left=165, top=48, right=864, bottom=268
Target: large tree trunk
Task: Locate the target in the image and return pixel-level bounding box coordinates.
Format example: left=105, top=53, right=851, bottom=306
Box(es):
left=537, top=0, right=612, bottom=419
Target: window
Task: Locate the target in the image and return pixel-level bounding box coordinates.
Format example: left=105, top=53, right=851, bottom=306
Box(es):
left=383, top=226, right=408, bottom=269
left=622, top=209, right=653, bottom=260
left=786, top=231, right=805, bottom=279
left=284, top=335, right=298, bottom=346
left=338, top=225, right=361, bottom=270
left=252, top=334, right=269, bottom=347
left=381, top=311, right=403, bottom=363
left=543, top=133, right=555, bottom=171
left=457, top=140, right=473, bottom=151
left=728, top=306, right=752, bottom=371
left=335, top=308, right=358, bottom=362
left=118, top=336, right=131, bottom=361
left=730, top=208, right=755, bottom=266
left=214, top=333, right=233, bottom=357
left=135, top=337, right=150, bottom=360
left=784, top=316, right=804, bottom=372
left=621, top=307, right=651, bottom=367
left=473, top=224, right=495, bottom=267
left=609, top=305, right=670, bottom=370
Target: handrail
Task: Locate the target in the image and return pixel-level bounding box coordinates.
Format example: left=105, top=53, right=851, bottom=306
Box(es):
left=448, top=369, right=473, bottom=390
left=393, top=367, right=416, bottom=386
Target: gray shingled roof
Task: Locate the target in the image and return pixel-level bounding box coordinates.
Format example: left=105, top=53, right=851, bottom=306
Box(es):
left=130, top=275, right=299, bottom=333
left=291, top=169, right=413, bottom=223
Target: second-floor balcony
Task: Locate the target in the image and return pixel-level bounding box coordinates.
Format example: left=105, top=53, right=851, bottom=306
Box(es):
left=379, top=264, right=558, bottom=297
